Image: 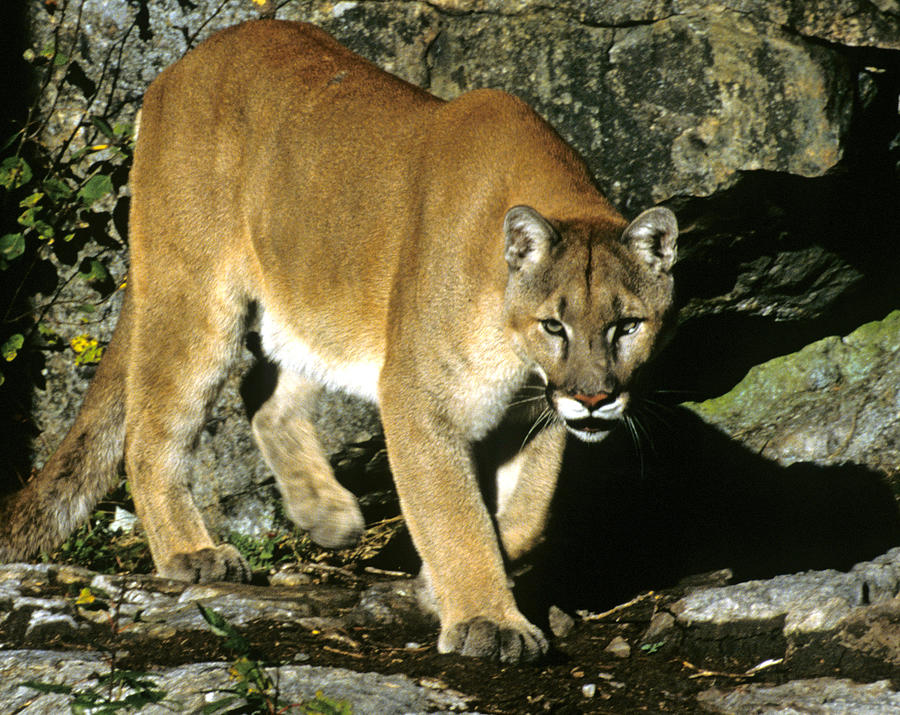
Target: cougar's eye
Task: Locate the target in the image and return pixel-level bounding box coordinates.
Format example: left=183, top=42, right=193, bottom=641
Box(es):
left=619, top=319, right=641, bottom=336
left=609, top=318, right=642, bottom=342
left=541, top=318, right=566, bottom=336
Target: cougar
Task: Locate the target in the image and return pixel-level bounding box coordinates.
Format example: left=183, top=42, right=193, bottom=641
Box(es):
left=0, top=20, right=678, bottom=662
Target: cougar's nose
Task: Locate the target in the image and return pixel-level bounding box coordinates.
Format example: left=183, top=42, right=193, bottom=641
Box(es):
left=571, top=392, right=615, bottom=410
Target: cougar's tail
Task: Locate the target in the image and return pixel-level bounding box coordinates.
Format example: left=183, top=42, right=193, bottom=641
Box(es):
left=0, top=289, right=133, bottom=561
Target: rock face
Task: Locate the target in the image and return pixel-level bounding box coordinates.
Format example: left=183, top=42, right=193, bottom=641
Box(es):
left=0, top=563, right=475, bottom=714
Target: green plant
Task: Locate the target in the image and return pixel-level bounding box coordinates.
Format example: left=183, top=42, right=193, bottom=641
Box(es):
left=227, top=530, right=313, bottom=573
left=22, top=668, right=167, bottom=714
left=21, top=584, right=167, bottom=713
left=197, top=604, right=353, bottom=714
left=0, top=1, right=136, bottom=388
left=640, top=640, right=666, bottom=655
left=49, top=500, right=153, bottom=574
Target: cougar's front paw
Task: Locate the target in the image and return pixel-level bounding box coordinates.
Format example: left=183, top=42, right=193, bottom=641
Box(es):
left=308, top=505, right=364, bottom=549
left=439, top=616, right=549, bottom=663
left=290, top=492, right=365, bottom=550
left=161, top=545, right=251, bottom=583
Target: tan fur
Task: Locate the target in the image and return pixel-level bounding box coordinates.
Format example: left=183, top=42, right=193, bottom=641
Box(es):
left=0, top=20, right=678, bottom=662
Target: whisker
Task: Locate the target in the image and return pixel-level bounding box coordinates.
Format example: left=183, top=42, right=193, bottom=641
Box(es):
left=515, top=387, right=547, bottom=395
left=650, top=388, right=703, bottom=400
left=641, top=397, right=681, bottom=413
left=634, top=398, right=680, bottom=428
left=625, top=415, right=645, bottom=480
left=519, top=407, right=555, bottom=452
left=506, top=394, right=546, bottom=410
left=629, top=411, right=656, bottom=457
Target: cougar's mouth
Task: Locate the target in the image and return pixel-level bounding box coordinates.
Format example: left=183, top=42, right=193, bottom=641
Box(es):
left=562, top=416, right=620, bottom=442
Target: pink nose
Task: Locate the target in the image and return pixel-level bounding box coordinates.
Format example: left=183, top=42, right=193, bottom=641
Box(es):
left=572, top=392, right=611, bottom=409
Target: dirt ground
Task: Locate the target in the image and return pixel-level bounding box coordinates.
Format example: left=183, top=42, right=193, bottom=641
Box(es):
left=8, top=559, right=898, bottom=715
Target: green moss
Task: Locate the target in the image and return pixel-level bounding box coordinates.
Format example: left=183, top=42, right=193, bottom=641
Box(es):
left=685, top=311, right=900, bottom=428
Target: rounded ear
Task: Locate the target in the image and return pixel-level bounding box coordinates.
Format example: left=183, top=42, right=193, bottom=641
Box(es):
left=621, top=206, right=678, bottom=273
left=504, top=205, right=560, bottom=271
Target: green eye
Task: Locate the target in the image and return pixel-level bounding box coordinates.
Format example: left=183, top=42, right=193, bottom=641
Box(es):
left=541, top=318, right=565, bottom=336
left=608, top=319, right=642, bottom=343
left=617, top=319, right=641, bottom=338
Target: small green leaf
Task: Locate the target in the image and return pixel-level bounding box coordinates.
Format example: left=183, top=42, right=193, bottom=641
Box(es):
left=37, top=322, right=63, bottom=347
left=0, top=133, right=19, bottom=154
left=43, top=176, right=74, bottom=201
left=34, top=220, right=54, bottom=240
left=2, top=333, right=24, bottom=361
left=112, top=122, right=133, bottom=138
left=77, top=173, right=113, bottom=206
left=17, top=206, right=36, bottom=227
left=0, top=233, right=25, bottom=261
left=196, top=603, right=231, bottom=637
left=91, top=116, right=117, bottom=140
left=19, top=191, right=43, bottom=208
left=197, top=603, right=249, bottom=652
left=79, top=258, right=109, bottom=284
left=306, top=691, right=354, bottom=715
left=0, top=156, right=32, bottom=190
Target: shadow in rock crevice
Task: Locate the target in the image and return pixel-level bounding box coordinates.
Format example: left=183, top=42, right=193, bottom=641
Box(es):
left=0, top=1, right=41, bottom=493
left=514, top=405, right=900, bottom=623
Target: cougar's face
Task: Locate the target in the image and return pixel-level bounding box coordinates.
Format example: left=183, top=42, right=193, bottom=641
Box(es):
left=502, top=206, right=677, bottom=443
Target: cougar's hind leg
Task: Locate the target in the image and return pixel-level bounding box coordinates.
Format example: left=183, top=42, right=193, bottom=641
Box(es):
left=124, top=286, right=251, bottom=583
left=251, top=369, right=364, bottom=549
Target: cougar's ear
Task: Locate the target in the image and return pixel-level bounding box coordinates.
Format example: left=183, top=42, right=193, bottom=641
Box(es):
left=504, top=205, right=560, bottom=271
left=621, top=206, right=678, bottom=274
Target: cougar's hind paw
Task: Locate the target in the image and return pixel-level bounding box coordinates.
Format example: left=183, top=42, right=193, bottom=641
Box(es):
left=162, top=544, right=251, bottom=583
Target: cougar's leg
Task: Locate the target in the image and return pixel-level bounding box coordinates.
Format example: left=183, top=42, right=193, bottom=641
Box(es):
left=124, top=285, right=251, bottom=583
left=251, top=369, right=364, bottom=548
left=379, top=367, right=549, bottom=663
left=495, top=421, right=566, bottom=562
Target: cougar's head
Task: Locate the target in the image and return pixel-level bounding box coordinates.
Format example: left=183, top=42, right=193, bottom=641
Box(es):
left=502, top=204, right=678, bottom=442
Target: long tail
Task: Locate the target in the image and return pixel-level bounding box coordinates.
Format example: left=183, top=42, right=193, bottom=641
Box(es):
left=0, top=288, right=133, bottom=561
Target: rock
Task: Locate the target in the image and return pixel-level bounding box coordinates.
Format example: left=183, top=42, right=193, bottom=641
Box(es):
left=0, top=561, right=476, bottom=713
left=656, top=547, right=900, bottom=679
left=604, top=635, right=632, bottom=658
left=548, top=604, right=576, bottom=637
left=670, top=547, right=900, bottom=632
left=686, top=311, right=900, bottom=480
left=2, top=561, right=900, bottom=711
left=697, top=677, right=900, bottom=714
left=0, top=650, right=476, bottom=715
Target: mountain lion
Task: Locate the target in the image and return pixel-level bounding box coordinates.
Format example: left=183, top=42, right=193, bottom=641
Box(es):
left=0, top=20, right=678, bottom=662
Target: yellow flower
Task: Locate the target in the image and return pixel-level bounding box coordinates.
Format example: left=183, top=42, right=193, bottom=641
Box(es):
left=70, top=334, right=93, bottom=353
left=70, top=334, right=104, bottom=365
left=75, top=587, right=96, bottom=606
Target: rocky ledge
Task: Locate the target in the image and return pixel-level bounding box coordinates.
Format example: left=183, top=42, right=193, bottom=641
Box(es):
left=1, top=549, right=899, bottom=714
